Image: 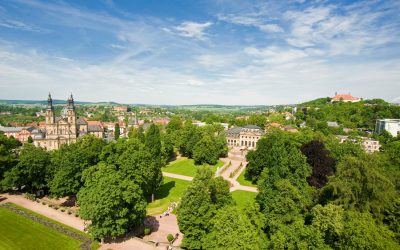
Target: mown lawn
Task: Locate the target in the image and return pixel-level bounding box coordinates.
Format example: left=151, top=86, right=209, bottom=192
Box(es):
left=0, top=207, right=82, bottom=250
left=163, top=157, right=224, bottom=177
left=236, top=169, right=257, bottom=187
left=147, top=176, right=191, bottom=215
left=231, top=190, right=257, bottom=208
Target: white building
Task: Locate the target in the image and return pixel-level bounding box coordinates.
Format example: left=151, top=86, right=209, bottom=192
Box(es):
left=337, top=135, right=381, bottom=153
left=375, top=119, right=400, bottom=137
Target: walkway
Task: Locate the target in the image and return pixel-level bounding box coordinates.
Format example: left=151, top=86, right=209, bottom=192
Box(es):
left=0, top=193, right=157, bottom=250
left=162, top=172, right=193, bottom=181
left=218, top=147, right=258, bottom=193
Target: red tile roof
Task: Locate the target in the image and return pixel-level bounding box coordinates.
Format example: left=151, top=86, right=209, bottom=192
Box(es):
left=332, top=94, right=360, bottom=101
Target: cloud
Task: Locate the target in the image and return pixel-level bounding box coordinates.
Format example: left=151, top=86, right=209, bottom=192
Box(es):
left=170, top=21, right=213, bottom=40
left=218, top=14, right=283, bottom=33
left=0, top=18, right=43, bottom=32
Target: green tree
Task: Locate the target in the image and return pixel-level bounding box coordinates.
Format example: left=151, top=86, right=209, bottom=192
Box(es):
left=0, top=133, right=21, bottom=186
left=144, top=124, right=163, bottom=201
left=114, top=122, right=120, bottom=139
left=193, top=135, right=218, bottom=165
left=77, top=163, right=146, bottom=239
left=203, top=206, right=267, bottom=250
left=27, top=136, right=33, bottom=143
left=49, top=135, right=106, bottom=197
left=2, top=144, right=49, bottom=193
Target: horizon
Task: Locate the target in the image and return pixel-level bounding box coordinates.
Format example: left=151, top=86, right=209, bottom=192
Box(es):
left=1, top=0, right=400, bottom=105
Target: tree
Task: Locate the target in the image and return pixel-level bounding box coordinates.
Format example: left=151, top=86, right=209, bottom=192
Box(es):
left=27, top=136, right=33, bottom=144
left=0, top=133, right=21, bottom=186
left=2, top=144, right=49, bottom=193
left=49, top=135, right=106, bottom=197
left=177, top=167, right=233, bottom=249
left=320, top=155, right=396, bottom=220
left=144, top=124, right=163, bottom=201
left=203, top=206, right=267, bottom=250
left=114, top=122, right=120, bottom=139
left=301, top=140, right=335, bottom=188
left=178, top=121, right=201, bottom=157
left=193, top=135, right=218, bottom=165
left=77, top=163, right=146, bottom=239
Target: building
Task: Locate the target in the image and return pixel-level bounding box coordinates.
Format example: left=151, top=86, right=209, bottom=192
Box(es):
left=375, top=119, right=400, bottom=137
left=0, top=126, right=34, bottom=142
left=337, top=135, right=381, bottom=153
left=34, top=93, right=79, bottom=150
left=331, top=93, right=361, bottom=103
left=153, top=117, right=170, bottom=126
left=113, top=106, right=128, bottom=112
left=226, top=125, right=264, bottom=149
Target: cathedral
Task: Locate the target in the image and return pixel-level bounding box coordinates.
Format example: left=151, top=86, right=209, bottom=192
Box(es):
left=34, top=93, right=78, bottom=150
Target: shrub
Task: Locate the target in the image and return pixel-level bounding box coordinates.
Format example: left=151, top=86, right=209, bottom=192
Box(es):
left=75, top=214, right=79, bottom=217
left=24, top=193, right=36, bottom=201
left=167, top=234, right=174, bottom=242
left=42, top=201, right=47, bottom=205
left=67, top=211, right=72, bottom=215
left=48, top=204, right=53, bottom=208
left=35, top=199, right=40, bottom=203
left=229, top=163, right=243, bottom=178
left=220, top=161, right=232, bottom=175
left=54, top=206, right=59, bottom=210
left=144, top=227, right=151, bottom=235
left=60, top=209, right=65, bottom=212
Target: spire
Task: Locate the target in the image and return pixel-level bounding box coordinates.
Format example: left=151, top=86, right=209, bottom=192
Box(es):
left=68, top=93, right=75, bottom=109
left=47, top=92, right=53, bottom=109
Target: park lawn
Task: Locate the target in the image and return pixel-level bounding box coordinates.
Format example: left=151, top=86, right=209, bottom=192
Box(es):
left=0, top=207, right=82, bottom=250
left=163, top=157, right=224, bottom=177
left=236, top=169, right=257, bottom=187
left=147, top=176, right=191, bottom=216
left=231, top=190, right=257, bottom=208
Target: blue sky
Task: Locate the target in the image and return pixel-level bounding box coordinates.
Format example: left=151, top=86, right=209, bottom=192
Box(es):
left=0, top=0, right=399, bottom=105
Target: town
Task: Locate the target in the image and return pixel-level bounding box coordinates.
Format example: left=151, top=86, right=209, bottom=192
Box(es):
left=1, top=0, right=400, bottom=249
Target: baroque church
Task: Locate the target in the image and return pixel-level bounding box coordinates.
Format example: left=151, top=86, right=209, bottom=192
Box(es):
left=34, top=93, right=78, bottom=150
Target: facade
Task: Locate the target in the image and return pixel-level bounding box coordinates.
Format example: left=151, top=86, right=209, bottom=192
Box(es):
left=331, top=93, right=361, bottom=103
left=34, top=93, right=78, bottom=150
left=337, top=135, right=381, bottom=153
left=113, top=106, right=128, bottom=112
left=375, top=119, right=400, bottom=137
left=226, top=125, right=264, bottom=149
left=0, top=126, right=34, bottom=142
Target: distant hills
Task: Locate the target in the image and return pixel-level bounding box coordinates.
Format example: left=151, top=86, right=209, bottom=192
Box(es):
left=0, top=99, right=119, bottom=105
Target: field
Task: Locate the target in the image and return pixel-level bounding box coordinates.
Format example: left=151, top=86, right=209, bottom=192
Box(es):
left=163, top=157, right=224, bottom=177
left=231, top=190, right=257, bottom=208
left=236, top=169, right=257, bottom=187
left=147, top=176, right=191, bottom=215
left=0, top=206, right=82, bottom=250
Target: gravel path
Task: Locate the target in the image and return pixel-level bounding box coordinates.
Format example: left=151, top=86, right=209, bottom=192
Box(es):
left=162, top=172, right=193, bottom=181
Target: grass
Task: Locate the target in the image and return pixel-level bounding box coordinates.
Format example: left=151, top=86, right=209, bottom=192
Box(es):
left=147, top=176, right=191, bottom=215
left=163, top=157, right=224, bottom=177
left=236, top=169, right=257, bottom=187
left=231, top=190, right=257, bottom=208
left=0, top=206, right=82, bottom=250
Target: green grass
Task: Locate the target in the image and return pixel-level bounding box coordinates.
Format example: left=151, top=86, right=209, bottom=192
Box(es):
left=147, top=176, right=191, bottom=215
left=0, top=206, right=82, bottom=250
left=236, top=169, right=257, bottom=187
left=231, top=190, right=257, bottom=208
left=163, top=157, right=224, bottom=177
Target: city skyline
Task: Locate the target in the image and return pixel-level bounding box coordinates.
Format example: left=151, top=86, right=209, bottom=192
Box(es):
left=1, top=0, right=400, bottom=105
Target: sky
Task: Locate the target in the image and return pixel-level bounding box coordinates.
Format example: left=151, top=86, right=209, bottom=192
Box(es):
left=0, top=0, right=399, bottom=105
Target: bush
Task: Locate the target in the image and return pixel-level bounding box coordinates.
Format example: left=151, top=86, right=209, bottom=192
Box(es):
left=167, top=233, right=174, bottom=242
left=42, top=201, right=47, bottom=205
left=48, top=204, right=53, bottom=208
left=75, top=214, right=79, bottom=217
left=144, top=227, right=152, bottom=235
left=24, top=193, right=36, bottom=201
left=35, top=199, right=40, bottom=203
left=229, top=163, right=243, bottom=178
left=54, top=206, right=59, bottom=210
left=67, top=211, right=72, bottom=215
left=60, top=209, right=65, bottom=212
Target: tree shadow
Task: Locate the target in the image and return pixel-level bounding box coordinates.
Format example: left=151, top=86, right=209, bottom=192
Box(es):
left=155, top=181, right=175, bottom=200
left=61, top=195, right=76, bottom=207
left=144, top=216, right=160, bottom=232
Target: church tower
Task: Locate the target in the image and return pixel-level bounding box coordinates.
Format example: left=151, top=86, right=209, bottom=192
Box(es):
left=67, top=93, right=77, bottom=134
left=45, top=93, right=55, bottom=124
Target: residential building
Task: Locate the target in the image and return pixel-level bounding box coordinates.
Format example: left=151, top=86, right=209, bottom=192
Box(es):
left=0, top=126, right=34, bottom=142
left=375, top=119, right=400, bottom=137
left=113, top=106, right=128, bottom=112
left=226, top=125, right=264, bottom=149
left=337, top=135, right=381, bottom=153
